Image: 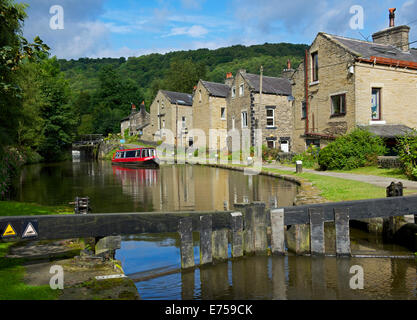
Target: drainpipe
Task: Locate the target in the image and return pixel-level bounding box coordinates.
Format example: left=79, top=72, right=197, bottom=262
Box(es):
left=304, top=49, right=309, bottom=135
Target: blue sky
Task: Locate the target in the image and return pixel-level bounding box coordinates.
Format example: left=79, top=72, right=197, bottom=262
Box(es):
left=19, top=0, right=417, bottom=59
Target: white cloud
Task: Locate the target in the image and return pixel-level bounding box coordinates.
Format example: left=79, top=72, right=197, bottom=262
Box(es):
left=165, top=25, right=209, bottom=37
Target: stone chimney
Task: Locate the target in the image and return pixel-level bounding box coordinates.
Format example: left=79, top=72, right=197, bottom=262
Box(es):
left=224, top=72, right=234, bottom=87
left=131, top=102, right=137, bottom=114
left=372, top=8, right=410, bottom=52
left=281, top=59, right=295, bottom=80
left=139, top=101, right=146, bottom=113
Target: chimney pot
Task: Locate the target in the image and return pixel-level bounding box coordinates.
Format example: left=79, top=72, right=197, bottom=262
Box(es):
left=389, top=8, right=396, bottom=27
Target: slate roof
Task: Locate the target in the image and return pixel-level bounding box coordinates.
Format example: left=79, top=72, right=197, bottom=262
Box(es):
left=201, top=80, right=230, bottom=98
left=160, top=90, right=193, bottom=106
left=241, top=72, right=292, bottom=96
left=323, top=33, right=417, bottom=63
left=358, top=124, right=415, bottom=138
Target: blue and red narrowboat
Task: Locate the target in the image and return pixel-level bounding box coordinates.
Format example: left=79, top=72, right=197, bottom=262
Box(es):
left=111, top=147, right=159, bottom=168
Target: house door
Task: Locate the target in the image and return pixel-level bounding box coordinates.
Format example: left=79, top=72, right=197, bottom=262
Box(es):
left=280, top=140, right=289, bottom=153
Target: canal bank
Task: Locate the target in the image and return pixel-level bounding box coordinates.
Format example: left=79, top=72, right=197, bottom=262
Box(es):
left=0, top=201, right=139, bottom=300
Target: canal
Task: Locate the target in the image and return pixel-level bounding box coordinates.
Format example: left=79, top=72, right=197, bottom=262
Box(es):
left=12, top=161, right=417, bottom=300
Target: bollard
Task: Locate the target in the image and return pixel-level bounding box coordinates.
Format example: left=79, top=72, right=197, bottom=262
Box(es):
left=270, top=208, right=285, bottom=255
left=296, top=160, right=303, bottom=174
left=199, top=215, right=212, bottom=265
left=383, top=182, right=404, bottom=241
left=179, top=218, right=195, bottom=269
left=230, top=212, right=243, bottom=258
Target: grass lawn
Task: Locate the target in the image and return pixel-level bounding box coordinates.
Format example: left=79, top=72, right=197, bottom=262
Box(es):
left=262, top=167, right=417, bottom=202
left=0, top=201, right=71, bottom=300
left=0, top=201, right=72, bottom=216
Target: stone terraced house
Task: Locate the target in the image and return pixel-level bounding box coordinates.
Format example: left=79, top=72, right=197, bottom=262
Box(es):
left=192, top=79, right=230, bottom=151
left=226, top=69, right=293, bottom=152
left=120, top=101, right=151, bottom=138
left=291, top=9, right=417, bottom=153
left=142, top=90, right=193, bottom=146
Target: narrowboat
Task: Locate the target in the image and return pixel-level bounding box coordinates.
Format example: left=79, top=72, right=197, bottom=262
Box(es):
left=111, top=147, right=159, bottom=168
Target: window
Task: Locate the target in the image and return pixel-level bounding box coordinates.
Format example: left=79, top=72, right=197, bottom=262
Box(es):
left=115, top=152, right=120, bottom=159
left=221, top=107, right=226, bottom=120
left=136, top=150, right=141, bottom=157
left=239, top=84, right=244, bottom=96
left=182, top=116, right=186, bottom=128
left=306, top=139, right=320, bottom=149
left=161, top=102, right=165, bottom=109
left=311, top=52, right=318, bottom=82
left=120, top=151, right=126, bottom=158
left=266, top=108, right=274, bottom=127
left=267, top=140, right=275, bottom=149
left=162, top=120, right=165, bottom=128
left=371, top=88, right=381, bottom=120
left=199, top=90, right=202, bottom=103
left=232, top=86, right=236, bottom=98
left=301, top=102, right=307, bottom=119
left=142, top=149, right=149, bottom=157
left=331, top=94, right=346, bottom=116
left=241, top=111, right=248, bottom=128
left=126, top=150, right=136, bottom=158
left=232, top=116, right=235, bottom=130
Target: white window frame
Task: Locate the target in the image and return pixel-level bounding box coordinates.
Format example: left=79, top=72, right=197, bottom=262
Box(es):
left=241, top=111, right=248, bottom=128
left=232, top=86, right=236, bottom=98
left=220, top=107, right=226, bottom=120
left=182, top=116, right=186, bottom=128
left=267, top=140, right=275, bottom=149
left=239, top=83, right=244, bottom=96
left=266, top=108, right=275, bottom=127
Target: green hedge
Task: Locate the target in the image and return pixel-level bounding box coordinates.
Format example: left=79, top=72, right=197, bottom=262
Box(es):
left=318, top=128, right=386, bottom=170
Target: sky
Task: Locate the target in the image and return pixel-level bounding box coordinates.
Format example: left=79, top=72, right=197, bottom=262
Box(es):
left=18, top=0, right=417, bottom=60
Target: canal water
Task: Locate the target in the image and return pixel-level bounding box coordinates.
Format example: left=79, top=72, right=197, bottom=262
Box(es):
left=12, top=161, right=417, bottom=300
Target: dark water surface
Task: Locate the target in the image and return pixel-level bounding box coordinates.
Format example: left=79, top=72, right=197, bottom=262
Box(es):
left=12, top=161, right=417, bottom=300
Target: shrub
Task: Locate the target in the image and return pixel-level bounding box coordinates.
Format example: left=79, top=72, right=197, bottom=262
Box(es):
left=262, top=145, right=280, bottom=161
left=292, top=145, right=319, bottom=168
left=318, top=128, right=386, bottom=170
left=0, top=148, right=25, bottom=199
left=396, top=130, right=417, bottom=180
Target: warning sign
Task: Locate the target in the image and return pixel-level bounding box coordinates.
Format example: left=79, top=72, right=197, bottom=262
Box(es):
left=2, top=224, right=17, bottom=237
left=22, top=222, right=38, bottom=238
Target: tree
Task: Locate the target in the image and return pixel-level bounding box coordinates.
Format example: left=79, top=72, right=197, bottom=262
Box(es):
left=36, top=57, right=77, bottom=161
left=163, top=58, right=206, bottom=93
left=0, top=0, right=49, bottom=146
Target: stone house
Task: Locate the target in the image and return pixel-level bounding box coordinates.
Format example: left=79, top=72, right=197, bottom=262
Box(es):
left=192, top=79, right=230, bottom=151
left=226, top=69, right=293, bottom=152
left=291, top=9, right=417, bottom=153
left=120, top=101, right=150, bottom=138
left=142, top=90, right=193, bottom=145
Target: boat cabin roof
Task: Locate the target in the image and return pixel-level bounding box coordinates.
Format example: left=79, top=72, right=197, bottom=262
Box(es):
left=115, top=147, right=155, bottom=153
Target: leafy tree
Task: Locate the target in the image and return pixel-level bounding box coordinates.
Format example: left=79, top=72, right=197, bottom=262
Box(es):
left=163, top=58, right=206, bottom=93
left=36, top=57, right=77, bottom=161
left=0, top=0, right=49, bottom=146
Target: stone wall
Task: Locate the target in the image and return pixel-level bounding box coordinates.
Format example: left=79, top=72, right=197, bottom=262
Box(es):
left=354, top=63, right=417, bottom=127
left=292, top=33, right=356, bottom=153
left=192, top=81, right=228, bottom=150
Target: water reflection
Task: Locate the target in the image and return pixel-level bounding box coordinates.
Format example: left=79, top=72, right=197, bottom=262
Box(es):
left=132, top=255, right=416, bottom=300
left=13, top=161, right=297, bottom=213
